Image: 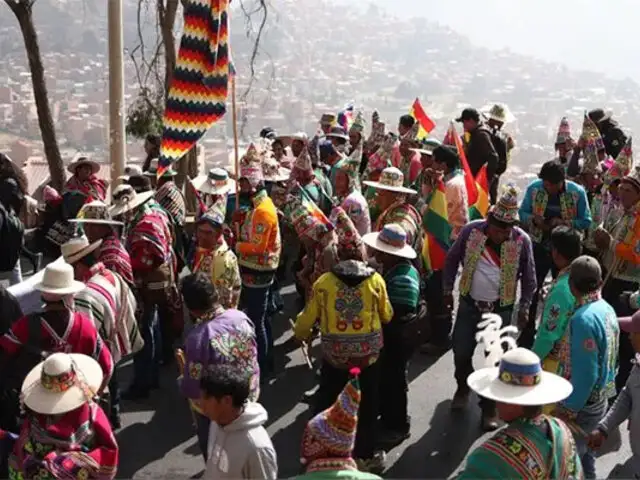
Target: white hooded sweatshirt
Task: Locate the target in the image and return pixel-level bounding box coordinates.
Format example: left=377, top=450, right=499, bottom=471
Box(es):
left=204, top=402, right=278, bottom=480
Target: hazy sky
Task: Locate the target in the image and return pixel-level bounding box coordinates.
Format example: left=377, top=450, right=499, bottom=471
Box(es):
left=373, top=0, right=638, bottom=80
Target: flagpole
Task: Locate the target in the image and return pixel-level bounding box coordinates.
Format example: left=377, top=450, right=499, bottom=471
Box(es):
left=108, top=0, right=126, bottom=186
left=231, top=76, right=240, bottom=210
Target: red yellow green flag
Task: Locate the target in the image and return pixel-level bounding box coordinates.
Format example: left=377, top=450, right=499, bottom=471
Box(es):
left=410, top=98, right=436, bottom=140
left=421, top=179, right=452, bottom=273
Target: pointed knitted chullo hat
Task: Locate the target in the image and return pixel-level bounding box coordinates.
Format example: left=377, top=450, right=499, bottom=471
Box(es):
left=330, top=206, right=365, bottom=261
left=555, top=117, right=572, bottom=146
left=581, top=114, right=605, bottom=151
left=605, top=137, right=633, bottom=185
left=349, top=111, right=366, bottom=134
left=239, top=143, right=264, bottom=187
left=489, top=185, right=520, bottom=224
left=293, top=148, right=314, bottom=175
left=301, top=368, right=361, bottom=462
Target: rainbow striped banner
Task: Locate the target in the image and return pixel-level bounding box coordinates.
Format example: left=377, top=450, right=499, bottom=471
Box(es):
left=158, top=0, right=233, bottom=178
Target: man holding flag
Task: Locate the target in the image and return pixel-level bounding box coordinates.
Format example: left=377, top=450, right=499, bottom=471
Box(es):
left=419, top=145, right=469, bottom=356
left=456, top=108, right=500, bottom=205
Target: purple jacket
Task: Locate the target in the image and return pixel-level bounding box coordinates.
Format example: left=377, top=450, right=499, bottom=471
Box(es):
left=443, top=220, right=536, bottom=308
left=180, top=309, right=260, bottom=400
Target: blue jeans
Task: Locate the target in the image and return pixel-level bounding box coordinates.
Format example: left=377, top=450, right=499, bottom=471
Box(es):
left=574, top=399, right=607, bottom=479
left=195, top=412, right=210, bottom=462
left=240, top=285, right=272, bottom=372
left=132, top=307, right=161, bottom=391
left=452, top=297, right=513, bottom=403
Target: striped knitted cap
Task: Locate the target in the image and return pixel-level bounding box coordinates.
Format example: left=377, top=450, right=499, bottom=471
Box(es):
left=301, top=368, right=361, bottom=462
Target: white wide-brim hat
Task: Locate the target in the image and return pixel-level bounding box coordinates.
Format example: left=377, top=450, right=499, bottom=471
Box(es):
left=109, top=186, right=155, bottom=217
left=362, top=167, right=417, bottom=195
left=69, top=200, right=124, bottom=227
left=67, top=157, right=100, bottom=175
left=34, top=259, right=86, bottom=296
left=362, top=226, right=417, bottom=260
left=467, top=350, right=573, bottom=406
left=22, top=353, right=103, bottom=415
left=481, top=103, right=516, bottom=124
left=191, top=171, right=236, bottom=195
left=61, top=236, right=103, bottom=264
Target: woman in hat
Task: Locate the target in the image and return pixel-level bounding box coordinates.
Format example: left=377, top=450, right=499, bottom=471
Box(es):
left=291, top=148, right=332, bottom=215
left=7, top=352, right=119, bottom=479
left=363, top=224, right=421, bottom=446
left=362, top=133, right=394, bottom=224
left=188, top=207, right=241, bottom=310
left=363, top=167, right=421, bottom=252
left=64, top=156, right=107, bottom=203
left=70, top=200, right=133, bottom=287
left=458, top=342, right=582, bottom=479
left=294, top=211, right=391, bottom=474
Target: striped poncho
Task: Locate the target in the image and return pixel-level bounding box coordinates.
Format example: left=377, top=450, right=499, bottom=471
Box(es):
left=9, top=402, right=119, bottom=480
left=74, top=262, right=142, bottom=363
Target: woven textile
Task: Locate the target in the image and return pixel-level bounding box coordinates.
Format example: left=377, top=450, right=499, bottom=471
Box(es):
left=158, top=0, right=232, bottom=177
left=155, top=181, right=187, bottom=226
left=98, top=233, right=134, bottom=286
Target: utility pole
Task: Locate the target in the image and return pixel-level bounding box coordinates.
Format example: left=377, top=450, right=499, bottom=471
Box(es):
left=108, top=0, right=126, bottom=186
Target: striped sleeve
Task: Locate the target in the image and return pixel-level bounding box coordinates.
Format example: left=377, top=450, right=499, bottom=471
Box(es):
left=385, top=266, right=420, bottom=310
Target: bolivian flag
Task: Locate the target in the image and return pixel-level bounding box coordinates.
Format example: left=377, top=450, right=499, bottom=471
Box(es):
left=421, top=179, right=452, bottom=273
left=410, top=98, right=436, bottom=140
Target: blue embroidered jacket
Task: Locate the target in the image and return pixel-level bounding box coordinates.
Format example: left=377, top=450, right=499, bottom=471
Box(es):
left=555, top=297, right=619, bottom=413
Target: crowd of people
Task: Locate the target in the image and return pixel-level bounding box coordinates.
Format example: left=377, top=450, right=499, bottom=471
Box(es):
left=0, top=104, right=638, bottom=479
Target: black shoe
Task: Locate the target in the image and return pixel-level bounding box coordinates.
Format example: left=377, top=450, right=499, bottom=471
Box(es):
left=122, top=386, right=150, bottom=401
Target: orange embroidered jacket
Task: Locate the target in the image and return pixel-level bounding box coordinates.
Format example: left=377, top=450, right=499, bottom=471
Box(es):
left=236, top=190, right=281, bottom=273
left=605, top=205, right=640, bottom=283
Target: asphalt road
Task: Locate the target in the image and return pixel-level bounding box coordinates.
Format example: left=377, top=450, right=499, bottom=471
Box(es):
left=114, top=284, right=635, bottom=479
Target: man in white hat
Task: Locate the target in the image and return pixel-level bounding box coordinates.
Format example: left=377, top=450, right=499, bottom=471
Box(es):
left=443, top=186, right=536, bottom=431
left=62, top=235, right=141, bottom=428
left=482, top=103, right=516, bottom=204
left=458, top=336, right=581, bottom=479
left=110, top=184, right=174, bottom=399
left=0, top=261, right=113, bottom=431
left=363, top=167, right=421, bottom=251
left=64, top=156, right=108, bottom=203
left=70, top=200, right=133, bottom=286
left=8, top=353, right=119, bottom=479
left=363, top=224, right=421, bottom=447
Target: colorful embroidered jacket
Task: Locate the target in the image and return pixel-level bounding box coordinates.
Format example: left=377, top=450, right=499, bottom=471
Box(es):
left=97, top=233, right=134, bottom=287
left=64, top=175, right=107, bottom=203
left=532, top=269, right=574, bottom=367
left=375, top=202, right=421, bottom=252
left=549, top=295, right=619, bottom=416
left=443, top=220, right=536, bottom=309
left=74, top=263, right=142, bottom=364
left=602, top=202, right=640, bottom=283
left=155, top=180, right=186, bottom=227
left=189, top=240, right=241, bottom=310
left=181, top=308, right=259, bottom=402
left=236, top=190, right=281, bottom=283
left=519, top=179, right=591, bottom=244
left=458, top=415, right=583, bottom=480
left=295, top=260, right=393, bottom=369
left=9, top=402, right=118, bottom=480
left=0, top=311, right=113, bottom=385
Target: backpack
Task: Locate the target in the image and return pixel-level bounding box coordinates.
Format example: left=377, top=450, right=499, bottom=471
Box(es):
left=0, top=205, right=24, bottom=271
left=489, top=129, right=509, bottom=176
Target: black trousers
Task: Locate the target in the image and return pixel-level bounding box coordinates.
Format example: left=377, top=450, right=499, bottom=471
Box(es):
left=603, top=277, right=638, bottom=393
left=315, top=360, right=379, bottom=459
left=523, top=242, right=557, bottom=348
left=379, top=341, right=413, bottom=433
